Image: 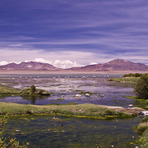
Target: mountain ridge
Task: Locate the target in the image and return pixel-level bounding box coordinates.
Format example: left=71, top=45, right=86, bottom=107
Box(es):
left=0, top=59, right=148, bottom=72
left=66, top=59, right=148, bottom=72
left=0, top=61, right=61, bottom=71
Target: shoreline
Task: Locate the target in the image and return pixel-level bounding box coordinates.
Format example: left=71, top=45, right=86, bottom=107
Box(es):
left=0, top=102, right=145, bottom=119
left=0, top=70, right=147, bottom=75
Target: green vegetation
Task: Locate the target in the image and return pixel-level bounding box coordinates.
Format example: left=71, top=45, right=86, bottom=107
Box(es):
left=139, top=128, right=148, bottom=148
left=108, top=73, right=148, bottom=83
left=21, top=85, right=50, bottom=96
left=127, top=74, right=148, bottom=148
left=135, top=123, right=148, bottom=135
left=22, top=85, right=50, bottom=96
left=30, top=85, right=36, bottom=94
left=108, top=77, right=140, bottom=83
left=0, top=85, right=50, bottom=98
left=21, top=88, right=50, bottom=96
left=135, top=74, right=148, bottom=99
left=135, top=123, right=148, bottom=148
left=0, top=116, right=29, bottom=148
left=57, top=98, right=65, bottom=102
left=124, top=73, right=142, bottom=77
left=0, top=85, right=20, bottom=96
left=0, top=102, right=131, bottom=119
left=125, top=96, right=148, bottom=109
left=126, top=96, right=148, bottom=148
left=109, top=73, right=148, bottom=84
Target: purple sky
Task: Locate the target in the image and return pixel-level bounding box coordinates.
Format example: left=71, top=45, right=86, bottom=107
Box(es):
left=0, top=0, right=148, bottom=68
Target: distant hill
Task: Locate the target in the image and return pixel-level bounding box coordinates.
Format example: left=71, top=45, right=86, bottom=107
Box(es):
left=66, top=59, right=148, bottom=72
left=0, top=61, right=61, bottom=71
left=0, top=59, right=148, bottom=72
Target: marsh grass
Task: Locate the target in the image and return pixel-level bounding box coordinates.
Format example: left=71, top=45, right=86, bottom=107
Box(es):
left=0, top=85, right=50, bottom=98
left=125, top=96, right=148, bottom=109
left=109, top=77, right=140, bottom=83
left=135, top=123, right=148, bottom=148
left=0, top=115, right=29, bottom=148
left=0, top=102, right=131, bottom=119
left=139, top=128, right=148, bottom=148
left=57, top=98, right=64, bottom=102
left=0, top=85, right=20, bottom=94
left=128, top=96, right=148, bottom=148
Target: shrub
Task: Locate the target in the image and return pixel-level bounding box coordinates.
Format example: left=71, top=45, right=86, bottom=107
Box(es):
left=30, top=85, right=36, bottom=94
left=21, top=86, right=50, bottom=96
left=134, top=74, right=148, bottom=99
left=124, top=73, right=142, bottom=77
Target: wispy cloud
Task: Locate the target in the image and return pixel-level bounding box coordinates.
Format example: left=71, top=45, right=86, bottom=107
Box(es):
left=0, top=0, right=148, bottom=65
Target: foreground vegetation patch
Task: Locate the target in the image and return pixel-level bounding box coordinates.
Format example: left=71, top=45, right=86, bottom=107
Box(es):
left=0, top=102, right=132, bottom=120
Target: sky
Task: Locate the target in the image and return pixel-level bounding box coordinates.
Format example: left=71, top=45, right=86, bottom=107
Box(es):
left=0, top=0, right=148, bottom=68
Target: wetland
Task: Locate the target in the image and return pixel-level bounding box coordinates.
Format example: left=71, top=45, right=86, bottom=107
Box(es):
left=0, top=74, right=145, bottom=147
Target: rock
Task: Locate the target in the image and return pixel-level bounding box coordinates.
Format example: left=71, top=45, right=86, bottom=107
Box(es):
left=140, top=111, right=148, bottom=116
left=128, top=104, right=133, bottom=107
left=100, top=94, right=105, bottom=98
left=85, top=93, right=90, bottom=97
left=75, top=94, right=81, bottom=97
left=26, top=110, right=34, bottom=114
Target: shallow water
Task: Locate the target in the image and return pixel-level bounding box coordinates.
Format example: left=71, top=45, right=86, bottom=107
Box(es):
left=0, top=74, right=142, bottom=148
left=0, top=74, right=135, bottom=107
left=3, top=116, right=141, bottom=148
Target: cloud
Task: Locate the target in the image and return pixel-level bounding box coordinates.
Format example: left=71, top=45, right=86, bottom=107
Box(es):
left=0, top=0, right=148, bottom=66
left=33, top=58, right=82, bottom=68
left=54, top=60, right=82, bottom=68
left=90, top=62, right=98, bottom=65
left=33, top=58, right=52, bottom=64
left=0, top=61, right=9, bottom=65
left=0, top=48, right=148, bottom=67
left=0, top=49, right=96, bottom=68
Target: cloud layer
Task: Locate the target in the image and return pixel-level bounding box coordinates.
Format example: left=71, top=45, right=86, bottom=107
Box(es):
left=0, top=0, right=148, bottom=66
left=0, top=49, right=147, bottom=68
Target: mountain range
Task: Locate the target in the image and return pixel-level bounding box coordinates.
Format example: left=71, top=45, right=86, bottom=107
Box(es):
left=0, top=61, right=61, bottom=71
left=0, top=59, right=148, bottom=72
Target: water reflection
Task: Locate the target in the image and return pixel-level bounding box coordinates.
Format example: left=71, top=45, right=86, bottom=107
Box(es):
left=3, top=116, right=141, bottom=148
left=22, top=95, right=49, bottom=104
left=0, top=74, right=136, bottom=107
